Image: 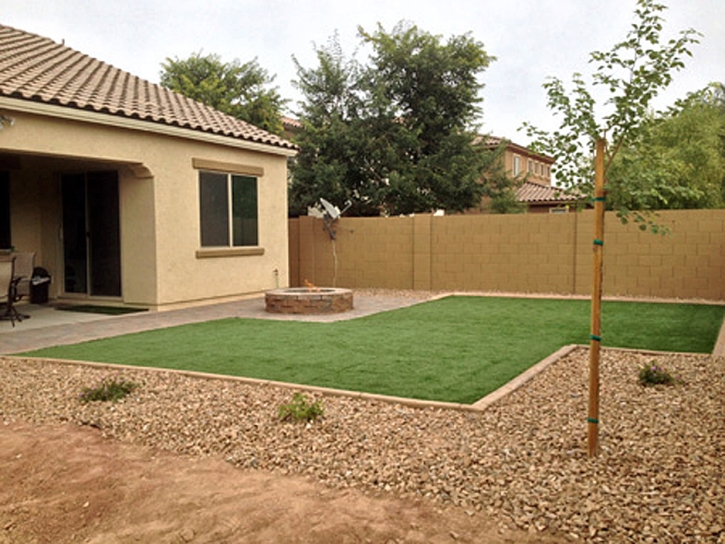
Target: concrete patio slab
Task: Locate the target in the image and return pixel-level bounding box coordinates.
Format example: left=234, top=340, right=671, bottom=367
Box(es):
left=0, top=293, right=432, bottom=355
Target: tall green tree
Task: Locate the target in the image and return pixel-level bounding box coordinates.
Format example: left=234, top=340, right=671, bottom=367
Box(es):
left=289, top=35, right=380, bottom=216
left=290, top=23, right=503, bottom=216
left=607, top=83, right=725, bottom=211
left=160, top=52, right=286, bottom=135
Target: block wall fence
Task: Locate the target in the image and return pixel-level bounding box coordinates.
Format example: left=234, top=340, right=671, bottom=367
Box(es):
left=288, top=209, right=725, bottom=301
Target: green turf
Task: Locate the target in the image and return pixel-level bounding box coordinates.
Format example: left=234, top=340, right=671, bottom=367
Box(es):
left=20, top=296, right=724, bottom=404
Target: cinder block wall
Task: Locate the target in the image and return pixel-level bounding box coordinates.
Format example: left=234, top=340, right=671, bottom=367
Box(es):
left=289, top=209, right=725, bottom=301
left=595, top=209, right=725, bottom=300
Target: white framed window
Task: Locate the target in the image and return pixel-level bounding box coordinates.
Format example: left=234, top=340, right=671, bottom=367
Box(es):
left=528, top=159, right=533, bottom=174
left=513, top=155, right=521, bottom=176
left=199, top=171, right=258, bottom=247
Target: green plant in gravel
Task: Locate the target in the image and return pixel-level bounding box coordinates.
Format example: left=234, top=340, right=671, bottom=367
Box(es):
left=278, top=392, right=324, bottom=422
left=638, top=362, right=676, bottom=387
left=79, top=376, right=139, bottom=403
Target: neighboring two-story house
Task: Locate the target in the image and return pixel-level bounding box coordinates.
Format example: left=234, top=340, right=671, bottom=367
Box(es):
left=475, top=136, right=580, bottom=214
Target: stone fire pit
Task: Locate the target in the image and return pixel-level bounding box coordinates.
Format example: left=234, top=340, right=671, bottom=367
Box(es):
left=265, top=287, right=354, bottom=314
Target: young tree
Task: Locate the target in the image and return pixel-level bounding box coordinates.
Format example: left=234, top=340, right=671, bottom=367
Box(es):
left=160, top=52, right=286, bottom=135
left=523, top=1, right=700, bottom=229
left=522, top=0, right=700, bottom=456
left=290, top=23, right=506, bottom=216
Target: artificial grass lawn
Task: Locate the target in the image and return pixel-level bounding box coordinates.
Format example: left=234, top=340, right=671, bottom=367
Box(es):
left=21, top=296, right=724, bottom=404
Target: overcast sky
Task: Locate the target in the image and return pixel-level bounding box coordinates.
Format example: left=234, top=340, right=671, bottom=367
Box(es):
left=4, top=1, right=723, bottom=143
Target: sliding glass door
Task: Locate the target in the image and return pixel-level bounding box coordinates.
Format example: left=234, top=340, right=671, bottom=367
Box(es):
left=61, top=171, right=121, bottom=297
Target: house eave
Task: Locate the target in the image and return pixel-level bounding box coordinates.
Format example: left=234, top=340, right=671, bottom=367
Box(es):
left=0, top=96, right=298, bottom=158
left=483, top=139, right=555, bottom=164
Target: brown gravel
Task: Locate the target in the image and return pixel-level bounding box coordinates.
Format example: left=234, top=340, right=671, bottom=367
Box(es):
left=0, top=348, right=723, bottom=543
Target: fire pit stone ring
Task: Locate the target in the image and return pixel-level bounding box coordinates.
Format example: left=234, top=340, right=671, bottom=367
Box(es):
left=265, top=287, right=354, bottom=314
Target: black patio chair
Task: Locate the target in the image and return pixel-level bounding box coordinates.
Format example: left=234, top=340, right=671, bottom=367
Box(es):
left=0, top=256, right=24, bottom=326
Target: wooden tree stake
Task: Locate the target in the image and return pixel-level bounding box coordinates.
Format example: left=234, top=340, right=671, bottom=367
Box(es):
left=588, top=138, right=606, bottom=458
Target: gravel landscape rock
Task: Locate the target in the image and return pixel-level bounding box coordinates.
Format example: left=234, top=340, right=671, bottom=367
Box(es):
left=0, top=347, right=723, bottom=542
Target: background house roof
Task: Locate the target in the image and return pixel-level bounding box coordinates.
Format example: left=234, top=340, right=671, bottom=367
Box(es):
left=282, top=116, right=302, bottom=130
left=516, top=181, right=577, bottom=204
left=0, top=24, right=295, bottom=150
left=478, top=135, right=555, bottom=164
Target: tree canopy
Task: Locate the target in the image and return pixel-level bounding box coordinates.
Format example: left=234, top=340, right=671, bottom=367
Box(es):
left=606, top=82, right=725, bottom=211
left=289, top=23, right=510, bottom=216
left=522, top=0, right=702, bottom=230
left=160, top=52, right=286, bottom=135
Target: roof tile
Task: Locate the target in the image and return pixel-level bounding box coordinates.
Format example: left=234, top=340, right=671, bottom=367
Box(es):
left=0, top=24, right=295, bottom=150
left=517, top=181, right=575, bottom=203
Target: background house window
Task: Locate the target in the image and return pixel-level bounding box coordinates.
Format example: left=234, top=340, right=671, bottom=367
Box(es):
left=199, top=171, right=258, bottom=247
left=0, top=171, right=10, bottom=249
left=528, top=159, right=533, bottom=173
left=513, top=155, right=521, bottom=176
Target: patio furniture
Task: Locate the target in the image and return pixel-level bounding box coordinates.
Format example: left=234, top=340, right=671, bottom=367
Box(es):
left=0, top=256, right=24, bottom=326
left=12, top=251, right=35, bottom=299
left=10, top=252, right=34, bottom=319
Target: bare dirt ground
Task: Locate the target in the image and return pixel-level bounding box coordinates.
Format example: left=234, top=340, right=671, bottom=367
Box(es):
left=1, top=347, right=722, bottom=543
left=0, top=420, right=551, bottom=544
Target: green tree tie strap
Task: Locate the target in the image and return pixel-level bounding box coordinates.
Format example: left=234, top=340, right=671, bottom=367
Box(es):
left=592, top=196, right=606, bottom=202
left=593, top=239, right=604, bottom=246
left=587, top=418, right=599, bottom=424
left=590, top=334, right=602, bottom=342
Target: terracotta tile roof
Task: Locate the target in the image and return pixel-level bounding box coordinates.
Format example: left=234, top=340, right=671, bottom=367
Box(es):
left=282, top=116, right=302, bottom=129
left=0, top=24, right=295, bottom=151
left=516, top=181, right=577, bottom=203
left=477, top=135, right=502, bottom=147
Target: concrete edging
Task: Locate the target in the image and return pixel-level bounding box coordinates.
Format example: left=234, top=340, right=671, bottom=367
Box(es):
left=471, top=344, right=581, bottom=410
left=713, top=315, right=725, bottom=359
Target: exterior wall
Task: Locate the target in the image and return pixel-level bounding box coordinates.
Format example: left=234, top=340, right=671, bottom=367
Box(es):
left=502, top=146, right=553, bottom=185
left=293, top=216, right=414, bottom=289
left=146, top=137, right=290, bottom=307
left=290, top=209, right=725, bottom=301
left=1, top=107, right=290, bottom=308
left=3, top=156, right=83, bottom=300
left=528, top=203, right=573, bottom=214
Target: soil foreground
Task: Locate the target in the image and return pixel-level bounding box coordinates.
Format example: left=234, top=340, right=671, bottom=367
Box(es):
left=0, top=348, right=722, bottom=543
left=0, top=421, right=549, bottom=544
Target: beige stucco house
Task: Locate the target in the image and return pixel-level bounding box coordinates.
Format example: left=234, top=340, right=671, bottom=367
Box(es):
left=0, top=24, right=296, bottom=310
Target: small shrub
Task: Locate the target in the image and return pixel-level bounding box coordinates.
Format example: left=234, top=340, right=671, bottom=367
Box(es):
left=79, top=376, right=139, bottom=403
left=278, top=392, right=324, bottom=422
left=638, top=362, right=675, bottom=387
